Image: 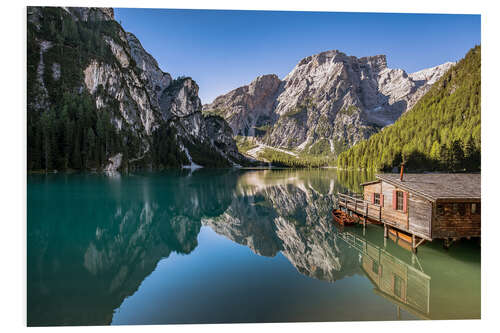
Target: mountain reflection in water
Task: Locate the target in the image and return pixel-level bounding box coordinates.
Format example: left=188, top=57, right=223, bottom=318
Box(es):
left=27, top=169, right=480, bottom=326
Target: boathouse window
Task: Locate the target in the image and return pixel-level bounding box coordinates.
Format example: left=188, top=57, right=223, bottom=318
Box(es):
left=458, top=203, right=466, bottom=216
left=437, top=204, right=445, bottom=216
left=471, top=203, right=480, bottom=215
left=374, top=193, right=380, bottom=205
left=396, top=191, right=404, bottom=211
left=372, top=260, right=379, bottom=274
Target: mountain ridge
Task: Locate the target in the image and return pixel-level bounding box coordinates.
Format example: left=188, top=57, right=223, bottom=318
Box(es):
left=27, top=6, right=252, bottom=172
left=204, top=49, right=455, bottom=161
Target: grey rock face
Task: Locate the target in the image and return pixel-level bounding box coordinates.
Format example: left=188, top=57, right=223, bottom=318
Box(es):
left=31, top=40, right=52, bottom=112
left=65, top=7, right=114, bottom=21
left=126, top=32, right=172, bottom=112
left=160, top=78, right=203, bottom=120
left=207, top=49, right=454, bottom=155
left=204, top=74, right=282, bottom=136
left=161, top=77, right=248, bottom=166
left=171, top=112, right=248, bottom=167
left=30, top=6, right=249, bottom=168
left=104, top=153, right=123, bottom=171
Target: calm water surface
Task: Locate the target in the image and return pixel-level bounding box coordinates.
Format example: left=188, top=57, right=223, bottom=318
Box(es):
left=27, top=169, right=480, bottom=326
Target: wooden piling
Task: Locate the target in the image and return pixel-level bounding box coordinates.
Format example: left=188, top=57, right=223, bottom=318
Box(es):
left=364, top=203, right=368, bottom=227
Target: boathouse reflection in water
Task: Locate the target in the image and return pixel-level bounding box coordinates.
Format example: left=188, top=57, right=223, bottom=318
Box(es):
left=335, top=229, right=430, bottom=319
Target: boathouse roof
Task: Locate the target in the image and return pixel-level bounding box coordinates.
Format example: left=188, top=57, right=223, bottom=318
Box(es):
left=366, top=173, right=481, bottom=201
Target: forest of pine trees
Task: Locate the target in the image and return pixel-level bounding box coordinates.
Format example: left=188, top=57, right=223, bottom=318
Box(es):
left=28, top=92, right=122, bottom=171
left=257, top=148, right=333, bottom=168
left=337, top=45, right=481, bottom=172
left=27, top=89, right=190, bottom=171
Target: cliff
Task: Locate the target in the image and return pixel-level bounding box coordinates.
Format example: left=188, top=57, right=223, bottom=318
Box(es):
left=27, top=6, right=251, bottom=171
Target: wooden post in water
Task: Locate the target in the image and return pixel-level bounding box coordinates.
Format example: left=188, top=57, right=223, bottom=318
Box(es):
left=443, top=238, right=455, bottom=250
left=412, top=234, right=417, bottom=253
left=364, top=203, right=368, bottom=227
left=384, top=224, right=388, bottom=238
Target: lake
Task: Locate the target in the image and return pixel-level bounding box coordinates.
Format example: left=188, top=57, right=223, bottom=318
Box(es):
left=27, top=169, right=481, bottom=326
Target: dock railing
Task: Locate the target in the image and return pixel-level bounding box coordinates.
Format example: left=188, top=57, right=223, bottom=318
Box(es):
left=337, top=192, right=382, bottom=222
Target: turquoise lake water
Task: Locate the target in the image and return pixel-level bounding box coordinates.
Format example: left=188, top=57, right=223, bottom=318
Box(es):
left=27, top=169, right=480, bottom=326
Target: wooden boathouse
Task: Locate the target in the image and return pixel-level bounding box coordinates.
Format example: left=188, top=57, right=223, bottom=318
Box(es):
left=337, top=171, right=481, bottom=252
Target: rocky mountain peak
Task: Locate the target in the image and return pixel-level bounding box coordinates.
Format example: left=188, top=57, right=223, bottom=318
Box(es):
left=296, top=49, right=346, bottom=67
left=65, top=7, right=115, bottom=22
left=248, top=74, right=281, bottom=95
left=160, top=77, right=202, bottom=119
left=359, top=54, right=387, bottom=73
left=126, top=31, right=173, bottom=111
left=100, top=8, right=114, bottom=19
left=409, top=61, right=455, bottom=85
left=203, top=74, right=282, bottom=136
left=293, top=50, right=387, bottom=75
left=208, top=49, right=455, bottom=158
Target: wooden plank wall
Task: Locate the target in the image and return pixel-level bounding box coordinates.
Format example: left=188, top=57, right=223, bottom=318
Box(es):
left=363, top=183, right=380, bottom=202
left=362, top=183, right=382, bottom=219
left=408, top=193, right=432, bottom=239
left=433, top=201, right=481, bottom=238
left=381, top=182, right=408, bottom=229
left=364, top=181, right=435, bottom=239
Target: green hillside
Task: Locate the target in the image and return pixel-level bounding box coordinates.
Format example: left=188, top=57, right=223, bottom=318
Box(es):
left=337, top=45, right=481, bottom=172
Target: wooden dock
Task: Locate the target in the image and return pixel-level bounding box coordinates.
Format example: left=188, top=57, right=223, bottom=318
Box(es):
left=337, top=193, right=382, bottom=225
left=337, top=192, right=427, bottom=252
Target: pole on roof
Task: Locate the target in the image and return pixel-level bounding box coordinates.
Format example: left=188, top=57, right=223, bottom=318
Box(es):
left=400, top=162, right=405, bottom=182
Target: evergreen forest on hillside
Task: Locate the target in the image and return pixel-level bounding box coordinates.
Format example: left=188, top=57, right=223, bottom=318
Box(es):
left=337, top=45, right=481, bottom=172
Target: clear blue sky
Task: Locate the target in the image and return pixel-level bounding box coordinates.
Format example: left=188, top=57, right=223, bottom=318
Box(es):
left=114, top=8, right=480, bottom=104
